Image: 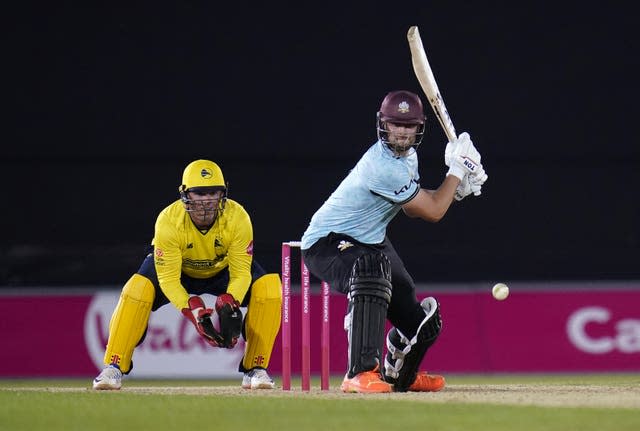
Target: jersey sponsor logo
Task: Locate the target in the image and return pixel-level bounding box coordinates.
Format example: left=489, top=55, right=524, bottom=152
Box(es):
left=183, top=258, right=223, bottom=269
left=246, top=240, right=254, bottom=255
left=394, top=178, right=419, bottom=195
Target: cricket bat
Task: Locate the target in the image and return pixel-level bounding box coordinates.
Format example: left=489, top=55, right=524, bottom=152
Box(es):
left=407, top=26, right=457, bottom=143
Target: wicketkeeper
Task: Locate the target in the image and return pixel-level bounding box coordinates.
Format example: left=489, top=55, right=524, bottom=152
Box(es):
left=93, top=159, right=282, bottom=390
left=301, top=90, right=487, bottom=393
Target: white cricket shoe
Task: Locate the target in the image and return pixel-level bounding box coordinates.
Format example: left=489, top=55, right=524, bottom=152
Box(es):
left=242, top=368, right=275, bottom=389
left=92, top=365, right=122, bottom=390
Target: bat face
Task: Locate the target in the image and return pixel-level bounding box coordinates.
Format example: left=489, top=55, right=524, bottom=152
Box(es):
left=407, top=26, right=457, bottom=142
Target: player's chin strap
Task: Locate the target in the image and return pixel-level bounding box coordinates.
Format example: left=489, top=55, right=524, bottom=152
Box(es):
left=384, top=296, right=442, bottom=392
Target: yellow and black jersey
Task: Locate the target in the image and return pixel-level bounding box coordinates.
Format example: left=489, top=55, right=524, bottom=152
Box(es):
left=152, top=198, right=254, bottom=310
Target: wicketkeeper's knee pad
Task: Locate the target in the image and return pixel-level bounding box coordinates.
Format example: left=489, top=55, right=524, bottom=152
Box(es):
left=345, top=252, right=392, bottom=377
left=384, top=297, right=442, bottom=391
left=103, top=273, right=155, bottom=373
left=242, top=273, right=282, bottom=371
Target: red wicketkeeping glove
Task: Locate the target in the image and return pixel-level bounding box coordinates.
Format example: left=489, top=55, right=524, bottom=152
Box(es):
left=181, top=296, right=224, bottom=347
left=215, top=293, right=243, bottom=348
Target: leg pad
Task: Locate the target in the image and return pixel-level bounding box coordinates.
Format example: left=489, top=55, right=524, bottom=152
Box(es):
left=103, top=274, right=155, bottom=373
left=345, top=253, right=392, bottom=377
left=241, top=273, right=282, bottom=371
left=384, top=297, right=442, bottom=392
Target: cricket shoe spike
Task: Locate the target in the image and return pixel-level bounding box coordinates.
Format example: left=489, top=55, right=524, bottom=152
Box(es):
left=92, top=365, right=122, bottom=390
left=340, top=367, right=393, bottom=393
left=242, top=368, right=275, bottom=389
left=407, top=371, right=446, bottom=392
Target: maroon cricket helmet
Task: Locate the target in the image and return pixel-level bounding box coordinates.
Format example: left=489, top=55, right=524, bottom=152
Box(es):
left=378, top=90, right=426, bottom=125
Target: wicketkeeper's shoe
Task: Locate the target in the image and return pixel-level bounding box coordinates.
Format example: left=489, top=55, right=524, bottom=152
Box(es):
left=242, top=368, right=275, bottom=389
left=407, top=371, right=446, bottom=392
left=92, top=365, right=122, bottom=390
left=340, top=369, right=393, bottom=393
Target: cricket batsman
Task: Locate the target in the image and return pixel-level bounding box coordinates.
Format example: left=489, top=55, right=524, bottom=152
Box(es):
left=300, top=90, right=488, bottom=393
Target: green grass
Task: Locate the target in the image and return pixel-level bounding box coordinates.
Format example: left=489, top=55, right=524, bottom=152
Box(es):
left=0, top=375, right=638, bottom=431
left=445, top=372, right=640, bottom=385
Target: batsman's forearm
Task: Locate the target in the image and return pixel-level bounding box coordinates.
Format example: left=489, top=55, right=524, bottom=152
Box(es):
left=437, top=174, right=462, bottom=205
left=402, top=176, right=459, bottom=222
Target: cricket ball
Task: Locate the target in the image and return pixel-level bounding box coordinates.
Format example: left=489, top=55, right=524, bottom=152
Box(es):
left=492, top=283, right=509, bottom=301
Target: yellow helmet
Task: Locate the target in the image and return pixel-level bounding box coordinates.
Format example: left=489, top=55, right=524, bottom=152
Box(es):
left=178, top=160, right=228, bottom=218
left=178, top=159, right=226, bottom=194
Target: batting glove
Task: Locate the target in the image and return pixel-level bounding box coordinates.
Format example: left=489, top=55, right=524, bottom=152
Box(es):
left=445, top=132, right=483, bottom=181
left=455, top=173, right=486, bottom=201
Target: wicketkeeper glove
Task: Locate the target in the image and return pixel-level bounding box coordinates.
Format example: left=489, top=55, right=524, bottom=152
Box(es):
left=181, top=296, right=224, bottom=347
left=215, top=293, right=243, bottom=349
left=444, top=132, right=483, bottom=179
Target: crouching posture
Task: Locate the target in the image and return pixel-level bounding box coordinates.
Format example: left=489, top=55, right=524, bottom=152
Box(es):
left=93, top=159, right=281, bottom=390
left=300, top=90, right=487, bottom=392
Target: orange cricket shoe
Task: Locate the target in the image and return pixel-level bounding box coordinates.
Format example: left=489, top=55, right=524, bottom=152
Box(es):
left=340, top=370, right=393, bottom=393
left=407, top=371, right=446, bottom=392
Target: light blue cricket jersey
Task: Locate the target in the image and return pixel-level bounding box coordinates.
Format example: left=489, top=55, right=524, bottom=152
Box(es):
left=301, top=140, right=420, bottom=249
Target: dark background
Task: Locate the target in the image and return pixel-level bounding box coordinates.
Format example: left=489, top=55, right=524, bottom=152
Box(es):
left=3, top=3, right=638, bottom=287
